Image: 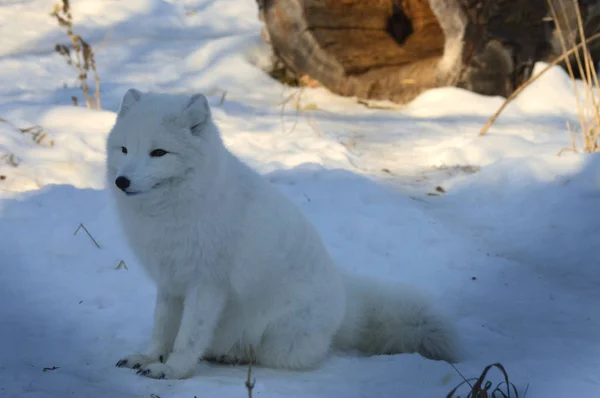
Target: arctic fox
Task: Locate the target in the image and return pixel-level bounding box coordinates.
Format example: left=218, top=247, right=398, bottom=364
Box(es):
left=106, top=89, right=459, bottom=380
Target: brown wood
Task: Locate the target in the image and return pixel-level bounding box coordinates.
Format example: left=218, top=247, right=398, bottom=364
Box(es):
left=257, top=0, right=600, bottom=104
left=302, top=0, right=393, bottom=29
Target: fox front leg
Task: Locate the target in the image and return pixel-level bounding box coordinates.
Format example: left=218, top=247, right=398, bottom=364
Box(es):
left=136, top=284, right=226, bottom=379
left=116, top=289, right=183, bottom=370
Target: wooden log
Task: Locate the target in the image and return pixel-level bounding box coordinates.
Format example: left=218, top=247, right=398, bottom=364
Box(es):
left=257, top=0, right=600, bottom=104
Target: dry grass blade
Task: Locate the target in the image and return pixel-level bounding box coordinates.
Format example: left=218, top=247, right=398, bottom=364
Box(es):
left=554, top=0, right=600, bottom=152
left=548, top=0, right=588, bottom=141
left=279, top=87, right=323, bottom=137
left=0, top=117, right=54, bottom=147
left=245, top=345, right=256, bottom=398
left=279, top=88, right=303, bottom=135
left=479, top=29, right=600, bottom=138
left=447, top=362, right=520, bottom=398
left=74, top=223, right=101, bottom=248
left=1, top=153, right=19, bottom=167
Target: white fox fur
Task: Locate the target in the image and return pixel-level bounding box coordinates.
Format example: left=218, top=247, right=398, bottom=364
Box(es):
left=106, top=89, right=459, bottom=380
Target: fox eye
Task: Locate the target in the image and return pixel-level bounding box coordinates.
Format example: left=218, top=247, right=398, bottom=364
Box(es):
left=121, top=146, right=127, bottom=154
left=150, top=149, right=168, bottom=157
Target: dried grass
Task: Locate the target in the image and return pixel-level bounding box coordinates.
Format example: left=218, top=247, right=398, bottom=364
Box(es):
left=480, top=0, right=600, bottom=154
left=51, top=0, right=101, bottom=110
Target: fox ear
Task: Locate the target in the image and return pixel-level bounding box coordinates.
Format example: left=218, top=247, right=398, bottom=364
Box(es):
left=117, top=88, right=142, bottom=117
left=184, top=93, right=211, bottom=135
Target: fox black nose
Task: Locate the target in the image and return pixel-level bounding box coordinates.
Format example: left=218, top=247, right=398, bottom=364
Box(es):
left=115, top=176, right=130, bottom=191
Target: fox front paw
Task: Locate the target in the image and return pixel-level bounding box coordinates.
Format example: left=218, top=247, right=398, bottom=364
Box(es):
left=135, top=362, right=191, bottom=380
left=115, top=353, right=166, bottom=370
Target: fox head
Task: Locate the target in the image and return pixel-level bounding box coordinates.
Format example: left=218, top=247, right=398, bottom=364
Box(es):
left=105, top=88, right=218, bottom=198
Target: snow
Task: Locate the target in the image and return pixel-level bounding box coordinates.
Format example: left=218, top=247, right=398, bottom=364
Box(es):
left=1, top=0, right=600, bottom=397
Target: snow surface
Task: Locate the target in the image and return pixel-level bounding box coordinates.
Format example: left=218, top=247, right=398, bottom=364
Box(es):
left=1, top=0, right=600, bottom=397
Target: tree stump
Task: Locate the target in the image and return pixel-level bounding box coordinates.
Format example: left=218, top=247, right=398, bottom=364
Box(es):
left=256, top=0, right=600, bottom=104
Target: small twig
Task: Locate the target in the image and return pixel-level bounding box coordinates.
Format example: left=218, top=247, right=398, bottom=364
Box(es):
left=42, top=366, right=60, bottom=372
left=74, top=223, right=101, bottom=248
left=203, top=87, right=228, bottom=106
left=245, top=345, right=256, bottom=398
left=1, top=153, right=19, bottom=167
left=450, top=363, right=474, bottom=390
left=357, top=99, right=400, bottom=110
left=219, top=91, right=227, bottom=105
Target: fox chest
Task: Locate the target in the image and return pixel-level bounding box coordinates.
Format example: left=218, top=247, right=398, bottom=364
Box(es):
left=121, top=212, right=220, bottom=290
